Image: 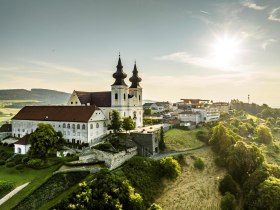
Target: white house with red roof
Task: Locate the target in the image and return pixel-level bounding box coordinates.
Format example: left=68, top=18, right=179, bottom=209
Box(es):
left=14, top=134, right=31, bottom=155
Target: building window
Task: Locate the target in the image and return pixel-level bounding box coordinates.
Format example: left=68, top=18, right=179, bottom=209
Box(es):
left=82, top=124, right=86, bottom=130
left=77, top=132, right=80, bottom=136
left=71, top=102, right=73, bottom=104
left=115, top=93, right=118, bottom=100
left=133, top=111, right=137, bottom=119
left=75, top=101, right=78, bottom=104
left=90, top=124, right=93, bottom=129
left=67, top=131, right=70, bottom=135
left=63, top=123, right=66, bottom=128
left=72, top=124, right=75, bottom=129
left=124, top=93, right=126, bottom=100
left=67, top=124, right=70, bottom=129
left=139, top=95, right=141, bottom=100
left=96, top=123, right=99, bottom=128
left=18, top=129, right=20, bottom=132
left=77, top=124, right=80, bottom=129
left=63, top=131, right=66, bottom=135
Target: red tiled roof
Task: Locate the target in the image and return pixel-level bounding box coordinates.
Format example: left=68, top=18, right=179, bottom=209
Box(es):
left=12, top=106, right=99, bottom=122
left=0, top=124, right=12, bottom=132
left=15, top=134, right=30, bottom=145
left=75, top=91, right=111, bottom=107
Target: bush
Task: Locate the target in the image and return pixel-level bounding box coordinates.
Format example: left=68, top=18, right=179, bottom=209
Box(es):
left=221, top=192, right=236, bottom=210
left=219, top=174, right=238, bottom=196
left=196, top=130, right=209, bottom=143
left=148, top=203, right=163, bottom=210
left=194, top=157, right=205, bottom=170
left=0, top=181, right=14, bottom=198
left=6, top=162, right=16, bottom=168
left=16, top=164, right=25, bottom=170
left=22, top=157, right=29, bottom=164
left=0, top=159, right=5, bottom=165
left=26, top=159, right=44, bottom=169
left=8, top=143, right=14, bottom=147
left=3, top=142, right=8, bottom=147
left=160, top=156, right=181, bottom=179
left=12, top=155, right=24, bottom=165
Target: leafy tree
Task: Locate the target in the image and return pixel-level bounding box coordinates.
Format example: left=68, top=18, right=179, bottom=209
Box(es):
left=160, top=156, right=181, bottom=180
left=122, top=116, right=135, bottom=133
left=221, top=192, right=236, bottom=210
left=28, top=123, right=65, bottom=158
left=144, top=108, right=152, bottom=116
left=255, top=125, right=273, bottom=144
left=226, top=141, right=264, bottom=182
left=109, top=110, right=122, bottom=133
left=59, top=169, right=144, bottom=210
left=219, top=174, right=239, bottom=196
left=158, top=126, right=166, bottom=151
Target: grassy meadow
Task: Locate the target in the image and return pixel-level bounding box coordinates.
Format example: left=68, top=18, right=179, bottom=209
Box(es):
left=165, top=128, right=205, bottom=151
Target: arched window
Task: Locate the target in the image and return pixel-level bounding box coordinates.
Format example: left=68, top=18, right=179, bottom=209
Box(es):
left=77, top=124, right=80, bottom=129
left=90, top=124, right=93, bottom=129
left=82, top=124, right=86, bottom=130
left=67, top=124, right=70, bottom=129
left=115, top=93, right=118, bottom=100
left=124, top=94, right=126, bottom=100
left=139, top=95, right=141, bottom=101
left=72, top=124, right=75, bottom=129
left=133, top=111, right=137, bottom=119
left=17, top=147, right=21, bottom=154
left=96, top=123, right=99, bottom=128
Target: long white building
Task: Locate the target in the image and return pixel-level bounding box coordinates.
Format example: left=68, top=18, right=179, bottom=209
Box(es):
left=12, top=56, right=144, bottom=144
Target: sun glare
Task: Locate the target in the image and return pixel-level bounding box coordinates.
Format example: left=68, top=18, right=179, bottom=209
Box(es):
left=212, top=35, right=240, bottom=68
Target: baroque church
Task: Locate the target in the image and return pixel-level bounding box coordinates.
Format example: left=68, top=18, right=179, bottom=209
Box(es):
left=12, top=56, right=143, bottom=145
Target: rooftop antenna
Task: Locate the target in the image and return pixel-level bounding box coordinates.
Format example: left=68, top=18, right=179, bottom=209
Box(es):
left=248, top=94, right=250, bottom=104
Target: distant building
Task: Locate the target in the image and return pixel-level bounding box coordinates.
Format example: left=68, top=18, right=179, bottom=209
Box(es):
left=131, top=132, right=159, bottom=157
left=210, top=102, right=230, bottom=113
left=0, top=123, right=12, bottom=141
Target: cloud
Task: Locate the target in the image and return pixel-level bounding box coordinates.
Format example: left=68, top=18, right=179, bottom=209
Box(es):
left=261, top=38, right=277, bottom=50
left=155, top=52, right=251, bottom=72
left=200, top=10, right=209, bottom=15
left=241, top=0, right=267, bottom=10
left=269, top=7, right=280, bottom=22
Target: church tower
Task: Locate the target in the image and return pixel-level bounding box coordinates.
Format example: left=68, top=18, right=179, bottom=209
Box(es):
left=111, top=55, right=129, bottom=118
left=129, top=62, right=142, bottom=106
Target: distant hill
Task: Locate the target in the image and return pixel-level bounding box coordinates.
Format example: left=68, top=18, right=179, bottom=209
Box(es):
left=0, top=89, right=70, bottom=105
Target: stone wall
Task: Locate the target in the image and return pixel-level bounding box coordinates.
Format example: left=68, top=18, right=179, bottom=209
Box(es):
left=79, top=147, right=137, bottom=170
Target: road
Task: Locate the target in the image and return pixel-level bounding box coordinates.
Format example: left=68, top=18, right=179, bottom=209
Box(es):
left=0, top=182, right=30, bottom=206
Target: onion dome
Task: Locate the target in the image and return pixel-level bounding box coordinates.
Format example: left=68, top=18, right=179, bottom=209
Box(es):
left=129, top=62, right=142, bottom=88
left=112, top=54, right=127, bottom=86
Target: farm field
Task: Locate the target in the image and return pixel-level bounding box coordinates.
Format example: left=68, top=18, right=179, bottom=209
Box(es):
left=165, top=128, right=205, bottom=151
left=156, top=147, right=226, bottom=210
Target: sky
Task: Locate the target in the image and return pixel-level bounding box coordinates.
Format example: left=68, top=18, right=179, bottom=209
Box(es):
left=0, top=0, right=280, bottom=107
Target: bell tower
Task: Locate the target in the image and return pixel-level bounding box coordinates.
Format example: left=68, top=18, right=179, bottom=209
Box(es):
left=129, top=61, right=142, bottom=106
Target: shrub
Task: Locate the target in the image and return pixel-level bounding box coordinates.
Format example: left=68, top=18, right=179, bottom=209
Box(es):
left=219, top=174, right=238, bottom=196
left=12, top=155, right=24, bottom=165
left=0, top=159, right=5, bottom=165
left=196, top=130, right=209, bottom=143
left=160, top=156, right=181, bottom=179
left=194, top=157, right=205, bottom=170
left=148, top=203, right=163, bottom=210
left=22, top=157, right=29, bottom=164
left=173, top=154, right=187, bottom=166
left=8, top=143, right=14, bottom=147
left=6, top=162, right=16, bottom=168
left=221, top=192, right=236, bottom=210
left=26, top=159, right=44, bottom=169
left=3, top=142, right=8, bottom=147
left=16, top=164, right=25, bottom=170
left=0, top=181, right=14, bottom=198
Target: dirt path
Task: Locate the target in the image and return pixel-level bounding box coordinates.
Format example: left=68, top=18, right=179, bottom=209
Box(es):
left=0, top=182, right=30, bottom=206
left=155, top=147, right=225, bottom=210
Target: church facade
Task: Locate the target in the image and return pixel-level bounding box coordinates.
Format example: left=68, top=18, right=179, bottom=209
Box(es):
left=11, top=56, right=143, bottom=145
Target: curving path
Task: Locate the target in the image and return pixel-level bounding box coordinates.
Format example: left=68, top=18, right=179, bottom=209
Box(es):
left=0, top=182, right=30, bottom=206
left=151, top=145, right=206, bottom=160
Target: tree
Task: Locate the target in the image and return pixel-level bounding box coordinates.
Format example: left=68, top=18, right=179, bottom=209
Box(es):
left=28, top=123, right=65, bottom=158
left=160, top=156, right=181, bottom=179
left=122, top=116, right=135, bottom=133
left=255, top=125, right=273, bottom=144
left=158, top=126, right=166, bottom=151
left=219, top=174, right=238, bottom=196
left=56, top=169, right=144, bottom=210
left=144, top=108, right=152, bottom=116
left=221, top=192, right=236, bottom=210
left=109, top=110, right=122, bottom=133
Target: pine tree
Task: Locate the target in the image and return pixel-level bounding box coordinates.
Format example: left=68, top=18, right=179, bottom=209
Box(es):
left=159, top=126, right=166, bottom=151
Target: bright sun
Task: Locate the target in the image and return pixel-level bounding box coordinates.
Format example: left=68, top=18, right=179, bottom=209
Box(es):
left=212, top=35, right=241, bottom=67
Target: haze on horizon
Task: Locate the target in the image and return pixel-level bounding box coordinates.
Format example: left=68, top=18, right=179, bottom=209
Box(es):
left=0, top=0, right=280, bottom=107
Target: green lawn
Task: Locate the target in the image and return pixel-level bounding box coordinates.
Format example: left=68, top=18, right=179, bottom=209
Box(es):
left=0, top=165, right=60, bottom=209
left=165, top=128, right=205, bottom=151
